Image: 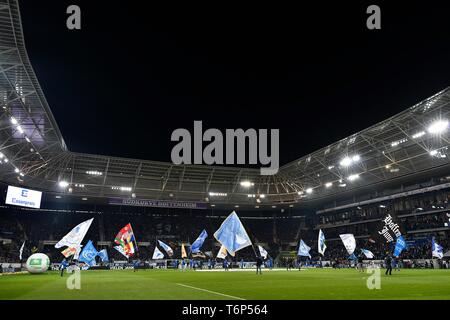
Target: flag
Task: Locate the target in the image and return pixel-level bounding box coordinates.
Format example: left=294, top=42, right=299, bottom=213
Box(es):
left=432, top=237, right=444, bottom=259
left=340, top=234, right=356, bottom=255
left=181, top=243, right=187, bottom=258
left=114, top=223, right=137, bottom=256
left=191, top=230, right=208, bottom=253
left=73, top=245, right=83, bottom=260
left=98, top=249, right=109, bottom=262
left=217, top=244, right=228, bottom=259
left=258, top=245, right=268, bottom=259
left=78, top=240, right=98, bottom=267
left=157, top=240, right=173, bottom=257
left=19, top=240, right=25, bottom=260
left=61, top=247, right=77, bottom=258
left=55, top=218, right=93, bottom=249
left=152, top=246, right=164, bottom=259
left=213, top=211, right=252, bottom=256
left=361, top=248, right=374, bottom=259
left=298, top=239, right=311, bottom=258
left=318, top=229, right=327, bottom=256
left=348, top=253, right=357, bottom=260
left=393, top=235, right=407, bottom=257
left=114, top=245, right=129, bottom=259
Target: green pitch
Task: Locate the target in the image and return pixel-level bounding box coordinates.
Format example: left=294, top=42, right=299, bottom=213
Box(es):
left=1, top=268, right=450, bottom=300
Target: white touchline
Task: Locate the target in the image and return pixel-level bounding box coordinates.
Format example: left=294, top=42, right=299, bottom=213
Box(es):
left=176, top=283, right=245, bottom=300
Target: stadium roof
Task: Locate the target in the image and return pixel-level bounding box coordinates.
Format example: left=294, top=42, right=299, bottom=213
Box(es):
left=0, top=0, right=449, bottom=208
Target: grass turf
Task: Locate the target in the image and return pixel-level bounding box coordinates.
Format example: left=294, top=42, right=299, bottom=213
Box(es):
left=1, top=268, right=449, bottom=300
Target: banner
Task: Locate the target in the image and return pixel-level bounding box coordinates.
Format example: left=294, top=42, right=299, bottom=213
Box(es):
left=393, top=235, right=407, bottom=257
left=318, top=229, right=327, bottom=256
left=114, top=223, right=137, bottom=256
left=6, top=186, right=42, bottom=209
left=191, top=230, right=208, bottom=253
left=108, top=197, right=207, bottom=210
left=181, top=244, right=187, bottom=258
left=361, top=248, right=374, bottom=259
left=374, top=213, right=403, bottom=243
left=158, top=240, right=173, bottom=257
left=258, top=245, right=268, bottom=259
left=340, top=234, right=356, bottom=255
left=217, top=244, right=227, bottom=259
left=79, top=240, right=98, bottom=267
left=55, top=218, right=93, bottom=249
left=152, top=246, right=164, bottom=259
left=432, top=237, right=444, bottom=259
left=214, top=211, right=252, bottom=256
left=298, top=239, right=311, bottom=258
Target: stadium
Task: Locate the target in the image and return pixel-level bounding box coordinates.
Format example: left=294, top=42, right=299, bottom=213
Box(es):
left=1, top=0, right=450, bottom=303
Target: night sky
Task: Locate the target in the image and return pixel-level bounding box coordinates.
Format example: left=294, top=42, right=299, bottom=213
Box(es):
left=18, top=1, right=450, bottom=166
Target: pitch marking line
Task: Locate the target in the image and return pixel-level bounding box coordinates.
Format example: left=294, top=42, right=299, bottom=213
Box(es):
left=176, top=283, right=245, bottom=300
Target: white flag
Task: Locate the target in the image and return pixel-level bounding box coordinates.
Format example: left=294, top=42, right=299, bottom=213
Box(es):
left=114, top=245, right=129, bottom=259
left=152, top=246, right=164, bottom=259
left=55, top=218, right=93, bottom=249
left=19, top=240, right=25, bottom=260
left=73, top=245, right=83, bottom=260
left=318, top=229, right=327, bottom=256
left=258, top=245, right=268, bottom=259
left=217, top=244, right=228, bottom=259
left=340, top=234, right=356, bottom=255
left=361, top=249, right=374, bottom=259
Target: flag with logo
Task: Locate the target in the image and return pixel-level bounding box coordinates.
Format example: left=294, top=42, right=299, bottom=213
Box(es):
left=61, top=246, right=77, bottom=258
left=191, top=230, right=208, bottom=253
left=19, top=240, right=25, bottom=260
left=78, top=240, right=98, bottom=267
left=318, top=229, right=327, bottom=256
left=152, top=246, right=164, bottom=259
left=361, top=248, right=374, bottom=259
left=298, top=239, right=312, bottom=258
left=214, top=211, right=252, bottom=256
left=114, top=223, right=137, bottom=256
left=432, top=237, right=444, bottom=259
left=114, top=245, right=128, bottom=259
left=217, top=244, right=228, bottom=259
left=181, top=243, right=187, bottom=258
left=393, top=235, right=407, bottom=257
left=340, top=234, right=356, bottom=255
left=157, top=240, right=173, bottom=257
left=55, top=218, right=93, bottom=249
left=97, top=249, right=109, bottom=262
left=258, top=245, right=268, bottom=259
left=73, top=245, right=83, bottom=260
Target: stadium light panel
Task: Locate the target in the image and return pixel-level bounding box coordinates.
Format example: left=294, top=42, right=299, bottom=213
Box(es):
left=17, top=125, right=24, bottom=134
left=25, top=137, right=30, bottom=143
left=240, top=181, right=254, bottom=187
left=339, top=157, right=352, bottom=167
left=325, top=182, right=333, bottom=188
left=347, top=174, right=359, bottom=181
left=209, top=192, right=227, bottom=197
left=306, top=188, right=313, bottom=194
left=14, top=168, right=19, bottom=173
left=412, top=131, right=426, bottom=139
left=10, top=117, right=17, bottom=125
left=352, top=155, right=360, bottom=162
left=428, top=119, right=449, bottom=134
left=58, top=181, right=69, bottom=188
left=259, top=194, right=265, bottom=198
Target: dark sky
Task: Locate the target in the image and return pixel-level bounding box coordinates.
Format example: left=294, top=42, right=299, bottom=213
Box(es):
left=18, top=1, right=450, bottom=166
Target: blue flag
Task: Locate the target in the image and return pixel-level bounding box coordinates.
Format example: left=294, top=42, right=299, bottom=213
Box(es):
left=432, top=237, right=444, bottom=259
left=348, top=253, right=357, bottom=260
left=214, top=211, right=252, bottom=256
left=157, top=240, right=173, bottom=257
left=298, top=239, right=311, bottom=258
left=393, top=235, right=406, bottom=257
left=78, top=240, right=98, bottom=267
left=97, top=249, right=109, bottom=262
left=191, top=230, right=208, bottom=253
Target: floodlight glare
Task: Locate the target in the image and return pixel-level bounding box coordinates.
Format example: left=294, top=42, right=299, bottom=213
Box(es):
left=58, top=181, right=69, bottom=188
left=306, top=188, right=313, bottom=194
left=240, top=181, right=254, bottom=187
left=352, top=155, right=360, bottom=162
left=428, top=119, right=449, bottom=134
left=347, top=174, right=360, bottom=181
left=10, top=117, right=17, bottom=125
left=339, top=157, right=352, bottom=167
left=325, top=182, right=333, bottom=188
